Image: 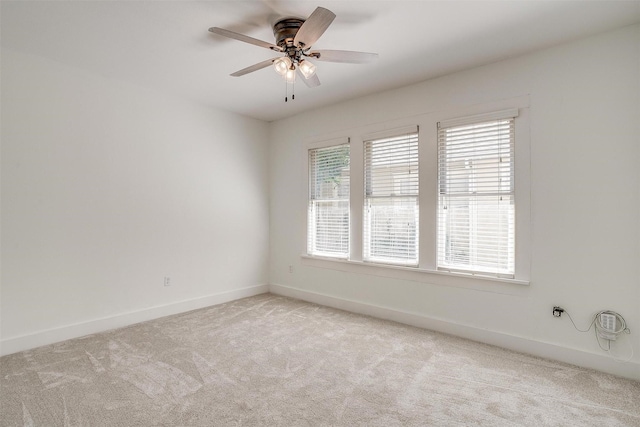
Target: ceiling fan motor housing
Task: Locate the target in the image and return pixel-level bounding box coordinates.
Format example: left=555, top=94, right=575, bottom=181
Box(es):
left=273, top=18, right=305, bottom=49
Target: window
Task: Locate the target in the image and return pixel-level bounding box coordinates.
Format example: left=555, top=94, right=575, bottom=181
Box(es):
left=307, top=142, right=350, bottom=258
left=437, top=110, right=517, bottom=278
left=364, top=129, right=419, bottom=265
left=303, top=101, right=530, bottom=286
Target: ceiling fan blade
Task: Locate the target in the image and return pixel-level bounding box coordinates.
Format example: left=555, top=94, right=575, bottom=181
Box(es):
left=294, top=7, right=336, bottom=48
left=230, top=58, right=278, bottom=77
left=309, top=50, right=378, bottom=64
left=209, top=27, right=282, bottom=52
left=297, top=69, right=321, bottom=88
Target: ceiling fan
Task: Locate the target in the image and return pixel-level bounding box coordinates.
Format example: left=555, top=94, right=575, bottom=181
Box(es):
left=208, top=6, right=378, bottom=89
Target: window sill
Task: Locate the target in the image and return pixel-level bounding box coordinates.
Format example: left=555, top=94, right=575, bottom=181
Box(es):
left=300, top=254, right=530, bottom=294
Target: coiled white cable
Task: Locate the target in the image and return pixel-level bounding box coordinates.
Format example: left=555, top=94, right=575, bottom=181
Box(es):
left=564, top=309, right=633, bottom=363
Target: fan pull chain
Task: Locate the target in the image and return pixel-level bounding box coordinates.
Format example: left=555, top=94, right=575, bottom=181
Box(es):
left=284, top=79, right=296, bottom=102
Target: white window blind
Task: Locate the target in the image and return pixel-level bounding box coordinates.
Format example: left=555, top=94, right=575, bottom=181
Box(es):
left=308, top=143, right=350, bottom=258
left=364, top=129, right=419, bottom=266
left=437, top=113, right=516, bottom=278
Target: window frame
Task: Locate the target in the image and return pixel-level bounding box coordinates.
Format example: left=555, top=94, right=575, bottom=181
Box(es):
left=302, top=97, right=531, bottom=290
left=363, top=126, right=420, bottom=266
left=306, top=137, right=351, bottom=259
left=436, top=110, right=518, bottom=279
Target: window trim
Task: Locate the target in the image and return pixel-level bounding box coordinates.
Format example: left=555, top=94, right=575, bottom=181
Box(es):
left=306, top=137, right=351, bottom=260
left=436, top=110, right=518, bottom=278
left=363, top=126, right=420, bottom=266
left=302, top=96, right=531, bottom=288
left=300, top=254, right=530, bottom=294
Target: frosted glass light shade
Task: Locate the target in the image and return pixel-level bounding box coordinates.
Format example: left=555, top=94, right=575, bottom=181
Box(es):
left=273, top=57, right=292, bottom=75
left=284, top=68, right=296, bottom=83
left=298, top=60, right=316, bottom=79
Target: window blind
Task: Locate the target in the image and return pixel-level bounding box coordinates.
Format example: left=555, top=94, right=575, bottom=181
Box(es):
left=437, top=115, right=515, bottom=278
left=364, top=130, right=419, bottom=265
left=307, top=143, right=350, bottom=258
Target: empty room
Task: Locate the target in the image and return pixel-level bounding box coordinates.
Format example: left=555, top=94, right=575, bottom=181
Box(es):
left=1, top=1, right=639, bottom=425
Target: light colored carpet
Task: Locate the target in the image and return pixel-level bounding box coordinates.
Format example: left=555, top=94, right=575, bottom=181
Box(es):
left=1, top=293, right=639, bottom=426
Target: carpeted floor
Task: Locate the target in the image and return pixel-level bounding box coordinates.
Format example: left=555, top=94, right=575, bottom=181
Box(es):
left=1, top=293, right=639, bottom=426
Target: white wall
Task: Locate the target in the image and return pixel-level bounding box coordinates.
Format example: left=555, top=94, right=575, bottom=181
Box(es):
left=1, top=49, right=270, bottom=354
left=1, top=23, right=638, bottom=381
left=269, top=24, right=640, bottom=379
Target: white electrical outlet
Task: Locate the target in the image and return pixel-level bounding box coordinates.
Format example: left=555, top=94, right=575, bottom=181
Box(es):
left=164, top=276, right=171, bottom=287
left=289, top=265, right=294, bottom=273
left=598, top=313, right=617, bottom=341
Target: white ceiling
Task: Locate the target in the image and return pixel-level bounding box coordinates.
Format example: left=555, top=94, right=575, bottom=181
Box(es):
left=2, top=1, right=639, bottom=122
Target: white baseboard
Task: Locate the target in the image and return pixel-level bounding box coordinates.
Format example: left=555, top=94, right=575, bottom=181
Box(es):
left=0, top=284, right=269, bottom=357
left=269, top=283, right=640, bottom=381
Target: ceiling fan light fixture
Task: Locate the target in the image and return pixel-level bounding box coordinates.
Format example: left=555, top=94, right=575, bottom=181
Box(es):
left=273, top=57, right=292, bottom=75
left=298, top=59, right=317, bottom=79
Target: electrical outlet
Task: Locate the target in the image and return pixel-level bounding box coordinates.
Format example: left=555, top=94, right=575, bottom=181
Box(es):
left=288, top=265, right=294, bottom=273
left=553, top=306, right=564, bottom=317
left=164, top=276, right=171, bottom=287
